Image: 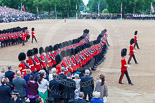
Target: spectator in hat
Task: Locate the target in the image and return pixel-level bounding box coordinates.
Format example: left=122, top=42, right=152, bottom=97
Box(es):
left=0, top=77, right=11, bottom=103
left=10, top=90, right=23, bottom=103
left=12, top=71, right=27, bottom=102
left=5, top=66, right=15, bottom=83
left=90, top=92, right=103, bottom=103
left=27, top=75, right=39, bottom=103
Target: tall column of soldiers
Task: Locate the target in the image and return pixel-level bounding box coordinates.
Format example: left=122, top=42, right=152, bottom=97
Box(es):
left=119, top=30, right=140, bottom=85
left=18, top=29, right=109, bottom=77
left=0, top=27, right=30, bottom=48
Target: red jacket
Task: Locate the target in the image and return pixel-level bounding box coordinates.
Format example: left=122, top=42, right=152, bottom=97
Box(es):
left=39, top=55, right=47, bottom=68
left=121, top=58, right=127, bottom=71
left=18, top=62, right=28, bottom=76
left=46, top=54, right=53, bottom=67
left=34, top=56, right=41, bottom=71
left=129, top=45, right=134, bottom=55
left=26, top=59, right=35, bottom=72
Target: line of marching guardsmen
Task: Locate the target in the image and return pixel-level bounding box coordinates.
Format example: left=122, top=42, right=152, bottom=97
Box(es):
left=0, top=27, right=30, bottom=48
left=18, top=29, right=108, bottom=76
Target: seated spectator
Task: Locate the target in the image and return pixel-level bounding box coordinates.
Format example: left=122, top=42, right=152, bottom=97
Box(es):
left=49, top=73, right=60, bottom=103
left=95, top=74, right=108, bottom=102
left=90, top=92, right=103, bottom=103
left=10, top=90, right=23, bottom=103
left=5, top=66, right=15, bottom=83
left=80, top=69, right=94, bottom=101
left=37, top=71, right=49, bottom=103
left=12, top=71, right=27, bottom=102
left=27, top=75, right=39, bottom=103
left=0, top=67, right=5, bottom=86
left=0, top=77, right=11, bottom=103
left=74, top=92, right=86, bottom=103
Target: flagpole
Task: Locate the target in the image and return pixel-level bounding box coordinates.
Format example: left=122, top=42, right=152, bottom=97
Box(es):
left=98, top=4, right=100, bottom=16
left=55, top=5, right=57, bottom=19
left=76, top=3, right=77, bottom=19
left=151, top=2, right=152, bottom=15
left=121, top=3, right=122, bottom=20
left=21, top=3, right=22, bottom=11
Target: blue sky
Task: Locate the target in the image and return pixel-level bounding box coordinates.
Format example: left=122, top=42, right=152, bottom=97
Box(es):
left=83, top=0, right=89, bottom=5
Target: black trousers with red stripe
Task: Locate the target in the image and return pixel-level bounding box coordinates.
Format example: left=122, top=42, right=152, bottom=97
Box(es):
left=134, top=42, right=139, bottom=49
left=128, top=54, right=138, bottom=64
left=119, top=70, right=132, bottom=84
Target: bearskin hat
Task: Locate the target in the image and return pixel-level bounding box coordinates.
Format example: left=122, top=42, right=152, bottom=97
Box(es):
left=32, top=27, right=35, bottom=31
left=121, top=48, right=127, bottom=57
left=45, top=46, right=49, bottom=53
left=60, top=51, right=66, bottom=58
left=130, top=38, right=135, bottom=45
left=55, top=55, right=62, bottom=65
left=33, top=48, right=38, bottom=54
left=18, top=52, right=26, bottom=61
left=66, top=49, right=71, bottom=56
left=83, top=29, right=89, bottom=34
left=27, top=49, right=33, bottom=57
left=49, top=45, right=53, bottom=52
left=75, top=48, right=78, bottom=54
left=53, top=44, right=58, bottom=51
left=71, top=48, right=75, bottom=55
left=134, top=31, right=138, bottom=35
left=39, top=47, right=45, bottom=54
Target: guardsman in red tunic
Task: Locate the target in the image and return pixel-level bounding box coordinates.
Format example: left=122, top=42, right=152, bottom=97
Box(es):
left=70, top=48, right=77, bottom=72
left=0, top=31, right=4, bottom=48
left=21, top=29, right=26, bottom=46
left=31, top=27, right=37, bottom=43
left=39, top=47, right=47, bottom=71
left=134, top=31, right=140, bottom=49
left=18, top=52, right=30, bottom=76
left=26, top=50, right=35, bottom=72
left=45, top=46, right=53, bottom=72
left=119, top=48, right=133, bottom=85
left=49, top=45, right=57, bottom=67
left=128, top=38, right=138, bottom=64
left=55, top=54, right=62, bottom=74
left=33, top=48, right=41, bottom=71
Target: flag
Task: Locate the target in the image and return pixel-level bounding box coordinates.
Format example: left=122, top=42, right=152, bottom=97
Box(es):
left=36, top=6, right=38, bottom=13
left=121, top=3, right=122, bottom=14
left=151, top=2, right=154, bottom=13
left=76, top=3, right=77, bottom=13
left=22, top=5, right=26, bottom=12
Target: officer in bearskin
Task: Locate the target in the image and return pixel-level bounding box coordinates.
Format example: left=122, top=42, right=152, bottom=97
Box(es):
left=128, top=38, right=138, bottom=64
left=119, top=48, right=134, bottom=85
left=18, top=52, right=30, bottom=76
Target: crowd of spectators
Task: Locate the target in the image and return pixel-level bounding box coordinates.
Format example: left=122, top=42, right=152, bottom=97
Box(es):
left=0, top=6, right=37, bottom=23
left=0, top=66, right=108, bottom=103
